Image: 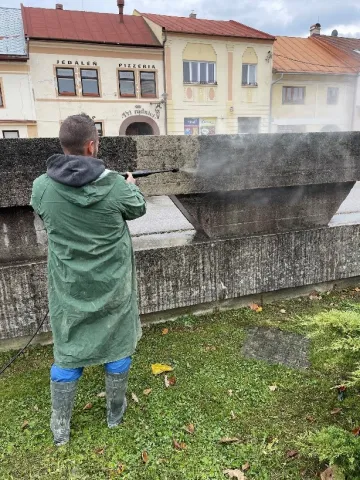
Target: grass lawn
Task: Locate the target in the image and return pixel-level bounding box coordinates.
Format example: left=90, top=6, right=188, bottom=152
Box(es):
left=1, top=289, right=360, bottom=479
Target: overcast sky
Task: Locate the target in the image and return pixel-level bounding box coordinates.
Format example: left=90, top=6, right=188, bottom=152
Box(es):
left=1, top=0, right=360, bottom=38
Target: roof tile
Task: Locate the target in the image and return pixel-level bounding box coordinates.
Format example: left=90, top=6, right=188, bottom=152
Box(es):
left=22, top=6, right=161, bottom=47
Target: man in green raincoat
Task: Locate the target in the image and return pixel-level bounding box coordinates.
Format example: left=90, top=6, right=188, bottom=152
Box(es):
left=31, top=113, right=146, bottom=446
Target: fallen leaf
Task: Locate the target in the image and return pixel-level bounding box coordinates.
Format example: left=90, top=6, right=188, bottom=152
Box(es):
left=33, top=405, right=39, bottom=412
left=143, top=388, right=152, bottom=396
left=286, top=450, right=299, bottom=459
left=228, top=389, right=233, bottom=396
left=320, top=467, right=334, bottom=480
left=116, top=463, right=125, bottom=474
left=97, top=391, right=106, bottom=398
left=352, top=426, right=360, bottom=436
left=168, top=375, right=176, bottom=386
left=280, top=309, right=286, bottom=314
left=151, top=363, right=173, bottom=375
left=173, top=439, right=186, bottom=450
left=205, top=345, right=217, bottom=351
left=249, top=303, right=260, bottom=311
left=131, top=392, right=139, bottom=403
left=83, top=403, right=93, bottom=410
left=184, top=423, right=195, bottom=434
left=94, top=447, right=105, bottom=455
left=162, top=328, right=169, bottom=335
left=306, top=415, right=316, bottom=423
left=141, top=451, right=149, bottom=463
left=269, top=385, right=278, bottom=392
left=21, top=420, right=29, bottom=430
left=256, top=306, right=263, bottom=313
left=219, top=437, right=240, bottom=444
left=223, top=469, right=246, bottom=480
left=164, top=375, right=170, bottom=388
left=330, top=408, right=342, bottom=415
left=354, top=287, right=360, bottom=292
left=230, top=410, right=237, bottom=420
left=242, top=462, right=250, bottom=472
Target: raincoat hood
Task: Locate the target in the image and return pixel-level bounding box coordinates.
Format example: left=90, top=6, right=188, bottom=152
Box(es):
left=46, top=154, right=115, bottom=207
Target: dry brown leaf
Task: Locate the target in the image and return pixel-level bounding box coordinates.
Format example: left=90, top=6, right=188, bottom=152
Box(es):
left=83, top=403, right=93, bottom=410
left=205, top=345, right=217, bottom=351
left=249, top=303, right=259, bottom=311
left=219, top=437, right=240, bottom=444
left=223, top=469, right=246, bottom=480
left=354, top=287, right=360, bottom=292
left=165, top=375, right=176, bottom=388
left=143, top=388, right=152, bottom=396
left=21, top=420, right=29, bottom=430
left=269, top=385, right=278, bottom=392
left=184, top=423, right=195, bottom=434
left=306, top=415, right=316, bottom=423
left=97, top=391, right=106, bottom=398
left=173, top=439, right=186, bottom=450
left=286, top=450, right=299, bottom=459
left=242, top=462, right=250, bottom=472
left=352, top=426, right=360, bottom=436
left=162, top=328, right=169, bottom=335
left=141, top=451, right=149, bottom=463
left=280, top=309, right=286, bottom=314
left=131, top=392, right=139, bottom=403
left=230, top=410, right=237, bottom=420
left=330, top=408, right=342, bottom=415
left=116, top=464, right=125, bottom=474
left=320, top=467, right=334, bottom=480
left=94, top=447, right=105, bottom=455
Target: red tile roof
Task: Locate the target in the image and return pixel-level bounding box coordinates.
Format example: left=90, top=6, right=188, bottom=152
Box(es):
left=273, top=36, right=360, bottom=75
left=141, top=13, right=275, bottom=40
left=21, top=6, right=161, bottom=47
left=314, top=35, right=360, bottom=64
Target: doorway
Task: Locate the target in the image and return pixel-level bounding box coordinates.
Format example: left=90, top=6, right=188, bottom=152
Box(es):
left=125, top=122, right=154, bottom=135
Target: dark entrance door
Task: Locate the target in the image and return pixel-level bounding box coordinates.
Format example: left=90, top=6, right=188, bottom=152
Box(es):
left=125, top=122, right=154, bottom=135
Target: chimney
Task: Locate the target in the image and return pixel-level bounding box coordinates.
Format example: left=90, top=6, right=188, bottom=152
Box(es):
left=117, top=0, right=125, bottom=23
left=331, top=29, right=339, bottom=37
left=310, top=22, right=321, bottom=36
left=189, top=11, right=197, bottom=19
left=55, top=3, right=63, bottom=9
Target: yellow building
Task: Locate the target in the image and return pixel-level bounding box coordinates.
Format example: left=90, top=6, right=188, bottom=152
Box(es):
left=272, top=28, right=360, bottom=133
left=22, top=3, right=166, bottom=138
left=135, top=11, right=275, bottom=135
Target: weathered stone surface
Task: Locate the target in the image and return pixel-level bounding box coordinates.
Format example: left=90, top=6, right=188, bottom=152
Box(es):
left=175, top=183, right=355, bottom=237
left=241, top=327, right=310, bottom=369
left=1, top=224, right=360, bottom=340
left=1, top=132, right=360, bottom=207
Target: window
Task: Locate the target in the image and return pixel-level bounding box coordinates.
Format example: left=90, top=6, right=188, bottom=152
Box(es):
left=327, top=87, right=339, bottom=105
left=140, top=71, right=156, bottom=97
left=56, top=68, right=76, bottom=96
left=183, top=61, right=216, bottom=84
left=238, top=117, right=261, bottom=134
left=282, top=86, right=306, bottom=105
left=119, top=71, right=136, bottom=97
left=94, top=122, right=104, bottom=137
left=3, top=130, right=19, bottom=138
left=184, top=117, right=216, bottom=135
left=242, top=64, right=257, bottom=86
left=80, top=69, right=100, bottom=96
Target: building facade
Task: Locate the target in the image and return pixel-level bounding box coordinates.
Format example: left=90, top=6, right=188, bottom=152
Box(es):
left=0, top=7, right=37, bottom=139
left=136, top=11, right=275, bottom=135
left=271, top=30, right=360, bottom=133
left=22, top=4, right=166, bottom=138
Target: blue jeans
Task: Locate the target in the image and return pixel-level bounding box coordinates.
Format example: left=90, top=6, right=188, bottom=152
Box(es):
left=51, top=357, right=132, bottom=382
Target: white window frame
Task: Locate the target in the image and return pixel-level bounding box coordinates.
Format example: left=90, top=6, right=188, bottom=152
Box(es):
left=242, top=64, right=257, bottom=86
left=183, top=61, right=216, bottom=84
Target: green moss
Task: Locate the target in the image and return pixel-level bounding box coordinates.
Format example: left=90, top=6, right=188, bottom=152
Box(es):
left=1, top=289, right=360, bottom=479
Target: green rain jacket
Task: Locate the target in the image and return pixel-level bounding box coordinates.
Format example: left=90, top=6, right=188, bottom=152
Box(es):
left=31, top=154, right=146, bottom=369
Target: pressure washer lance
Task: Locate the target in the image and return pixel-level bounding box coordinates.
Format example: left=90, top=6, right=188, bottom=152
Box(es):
left=0, top=167, right=180, bottom=375
left=120, top=168, right=179, bottom=179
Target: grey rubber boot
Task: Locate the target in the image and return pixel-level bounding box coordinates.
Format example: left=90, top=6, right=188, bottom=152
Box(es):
left=50, top=380, right=78, bottom=446
left=105, top=371, right=129, bottom=428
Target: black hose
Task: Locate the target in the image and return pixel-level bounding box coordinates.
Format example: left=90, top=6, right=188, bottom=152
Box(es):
left=0, top=310, right=49, bottom=376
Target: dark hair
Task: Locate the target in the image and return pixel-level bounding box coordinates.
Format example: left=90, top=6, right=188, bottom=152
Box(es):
left=59, top=113, right=98, bottom=155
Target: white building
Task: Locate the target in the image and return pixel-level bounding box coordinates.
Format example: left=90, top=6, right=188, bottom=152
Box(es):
left=0, top=7, right=37, bottom=138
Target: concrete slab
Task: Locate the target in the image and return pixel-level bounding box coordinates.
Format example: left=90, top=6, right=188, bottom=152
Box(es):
left=128, top=196, right=194, bottom=237
left=330, top=182, right=360, bottom=227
